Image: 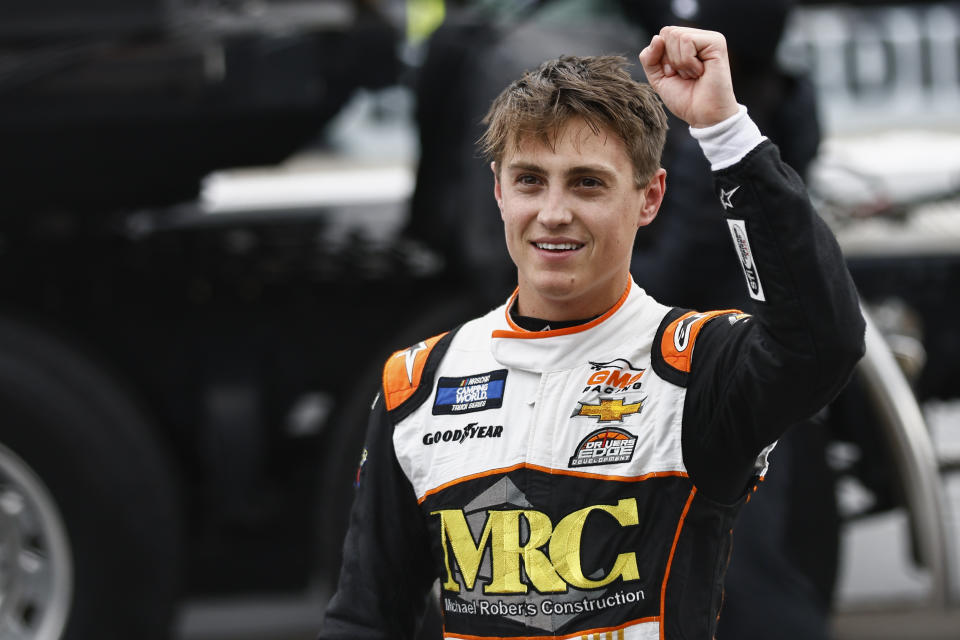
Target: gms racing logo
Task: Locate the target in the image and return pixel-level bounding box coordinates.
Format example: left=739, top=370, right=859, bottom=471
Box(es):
left=569, top=427, right=638, bottom=468
left=582, top=359, right=644, bottom=395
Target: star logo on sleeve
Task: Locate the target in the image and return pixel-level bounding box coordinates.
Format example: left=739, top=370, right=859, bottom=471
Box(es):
left=395, top=341, right=427, bottom=384
left=719, top=185, right=740, bottom=210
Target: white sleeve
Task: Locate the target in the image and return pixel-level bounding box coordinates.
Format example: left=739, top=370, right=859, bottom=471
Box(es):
left=688, top=104, right=767, bottom=171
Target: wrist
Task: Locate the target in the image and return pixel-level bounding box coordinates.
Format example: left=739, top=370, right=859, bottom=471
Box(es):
left=690, top=103, right=740, bottom=129
left=689, top=105, right=767, bottom=171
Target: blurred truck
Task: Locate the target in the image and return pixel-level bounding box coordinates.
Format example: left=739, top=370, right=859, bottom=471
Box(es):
left=0, top=2, right=474, bottom=638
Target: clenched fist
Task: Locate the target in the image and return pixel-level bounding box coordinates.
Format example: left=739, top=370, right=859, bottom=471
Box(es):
left=639, top=26, right=740, bottom=129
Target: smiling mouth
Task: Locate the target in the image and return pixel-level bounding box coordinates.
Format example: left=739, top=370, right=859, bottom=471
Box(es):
left=534, top=242, right=584, bottom=252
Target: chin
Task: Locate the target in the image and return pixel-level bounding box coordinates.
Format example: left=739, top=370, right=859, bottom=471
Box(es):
left=528, top=273, right=582, bottom=301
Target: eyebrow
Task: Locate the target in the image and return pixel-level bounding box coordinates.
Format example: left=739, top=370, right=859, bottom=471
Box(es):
left=506, top=161, right=618, bottom=181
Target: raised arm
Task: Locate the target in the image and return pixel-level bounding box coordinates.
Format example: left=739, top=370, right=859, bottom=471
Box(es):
left=642, top=26, right=866, bottom=503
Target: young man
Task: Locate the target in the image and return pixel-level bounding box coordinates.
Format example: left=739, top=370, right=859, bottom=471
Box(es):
left=319, top=27, right=865, bottom=640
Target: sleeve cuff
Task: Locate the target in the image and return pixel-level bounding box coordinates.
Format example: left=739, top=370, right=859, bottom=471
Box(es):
left=689, top=105, right=767, bottom=171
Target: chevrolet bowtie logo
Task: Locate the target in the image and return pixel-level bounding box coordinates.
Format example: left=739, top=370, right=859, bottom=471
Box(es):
left=577, top=398, right=643, bottom=422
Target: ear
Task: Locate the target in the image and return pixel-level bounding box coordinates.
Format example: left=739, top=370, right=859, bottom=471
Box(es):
left=637, top=168, right=666, bottom=228
left=491, top=161, right=505, bottom=218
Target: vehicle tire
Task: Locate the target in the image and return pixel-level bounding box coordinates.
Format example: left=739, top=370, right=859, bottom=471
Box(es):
left=0, top=316, right=182, bottom=640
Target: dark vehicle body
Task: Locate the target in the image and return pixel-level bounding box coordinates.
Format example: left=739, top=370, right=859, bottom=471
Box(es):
left=0, top=2, right=475, bottom=638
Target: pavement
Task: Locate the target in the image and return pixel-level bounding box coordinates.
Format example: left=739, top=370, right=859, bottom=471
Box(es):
left=834, top=608, right=960, bottom=640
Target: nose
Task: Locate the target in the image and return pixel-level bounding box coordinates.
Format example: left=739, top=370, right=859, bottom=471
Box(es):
left=537, top=188, right=573, bottom=228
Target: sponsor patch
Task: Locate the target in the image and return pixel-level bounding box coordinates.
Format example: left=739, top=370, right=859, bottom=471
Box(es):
left=422, top=423, right=503, bottom=445
left=430, top=477, right=647, bottom=630
left=581, top=359, right=645, bottom=395
left=727, top=219, right=766, bottom=302
left=575, top=398, right=644, bottom=423
left=433, top=369, right=507, bottom=415
left=569, top=427, right=639, bottom=467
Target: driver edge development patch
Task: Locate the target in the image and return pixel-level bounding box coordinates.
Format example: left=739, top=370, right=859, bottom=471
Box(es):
left=569, top=427, right=639, bottom=468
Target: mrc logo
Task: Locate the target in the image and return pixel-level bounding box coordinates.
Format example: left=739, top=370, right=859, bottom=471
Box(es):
left=432, top=497, right=640, bottom=595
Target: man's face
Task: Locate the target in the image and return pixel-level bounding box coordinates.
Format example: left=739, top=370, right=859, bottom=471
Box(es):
left=493, top=117, right=665, bottom=321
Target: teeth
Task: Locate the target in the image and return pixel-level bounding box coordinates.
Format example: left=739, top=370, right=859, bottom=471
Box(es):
left=536, top=242, right=581, bottom=250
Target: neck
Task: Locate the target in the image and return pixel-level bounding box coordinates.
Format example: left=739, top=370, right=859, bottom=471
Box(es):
left=509, top=300, right=598, bottom=331
left=514, top=276, right=631, bottom=322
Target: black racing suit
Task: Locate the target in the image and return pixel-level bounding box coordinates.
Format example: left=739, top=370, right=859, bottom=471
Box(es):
left=318, top=140, right=865, bottom=640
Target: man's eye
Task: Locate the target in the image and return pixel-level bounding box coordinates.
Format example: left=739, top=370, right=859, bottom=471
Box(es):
left=579, top=177, right=603, bottom=188
left=517, top=175, right=541, bottom=186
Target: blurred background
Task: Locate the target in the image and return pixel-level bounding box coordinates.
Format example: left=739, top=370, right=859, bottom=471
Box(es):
left=0, top=1, right=958, bottom=639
